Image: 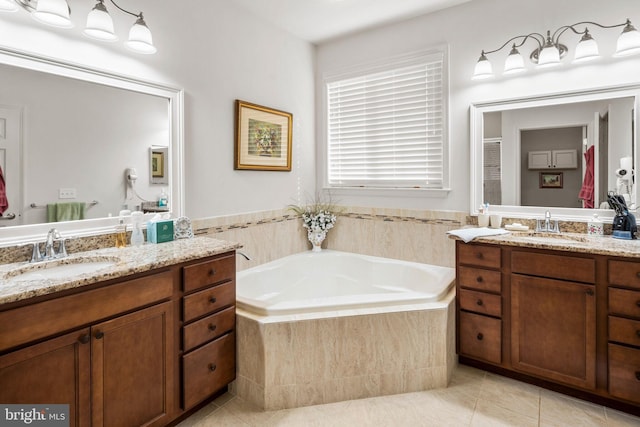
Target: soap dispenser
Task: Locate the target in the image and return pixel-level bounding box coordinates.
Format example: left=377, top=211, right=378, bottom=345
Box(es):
left=130, top=211, right=145, bottom=246
left=587, top=214, right=603, bottom=236
left=115, top=217, right=127, bottom=248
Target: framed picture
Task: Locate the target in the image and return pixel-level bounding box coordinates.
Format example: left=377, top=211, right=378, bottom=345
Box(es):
left=150, top=146, right=169, bottom=184
left=540, top=172, right=563, bottom=188
left=235, top=100, right=292, bottom=171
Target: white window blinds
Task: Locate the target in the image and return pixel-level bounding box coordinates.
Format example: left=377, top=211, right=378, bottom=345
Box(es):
left=327, top=53, right=445, bottom=188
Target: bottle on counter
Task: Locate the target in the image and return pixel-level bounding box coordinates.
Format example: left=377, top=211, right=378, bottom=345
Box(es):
left=115, top=216, right=127, bottom=248
left=130, top=211, right=145, bottom=246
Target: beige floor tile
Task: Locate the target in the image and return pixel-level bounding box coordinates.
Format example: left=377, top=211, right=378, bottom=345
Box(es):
left=405, top=389, right=477, bottom=426
left=471, top=398, right=538, bottom=427
left=219, top=397, right=280, bottom=426
left=540, top=389, right=607, bottom=427
left=176, top=402, right=219, bottom=427
left=478, top=373, right=541, bottom=419
left=266, top=400, right=356, bottom=427
left=194, top=406, right=251, bottom=427
left=605, top=407, right=640, bottom=427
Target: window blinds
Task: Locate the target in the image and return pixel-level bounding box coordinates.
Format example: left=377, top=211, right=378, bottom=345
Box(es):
left=327, top=54, right=444, bottom=188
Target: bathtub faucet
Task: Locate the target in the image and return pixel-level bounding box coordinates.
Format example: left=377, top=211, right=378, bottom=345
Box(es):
left=237, top=251, right=252, bottom=261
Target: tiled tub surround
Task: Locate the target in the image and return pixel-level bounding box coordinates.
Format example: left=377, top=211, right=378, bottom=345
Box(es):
left=235, top=293, right=456, bottom=410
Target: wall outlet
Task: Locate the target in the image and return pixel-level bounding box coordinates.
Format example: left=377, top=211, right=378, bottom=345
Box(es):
left=59, top=188, right=77, bottom=199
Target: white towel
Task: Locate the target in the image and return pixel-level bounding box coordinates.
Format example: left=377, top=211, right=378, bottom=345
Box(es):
left=447, top=227, right=510, bottom=243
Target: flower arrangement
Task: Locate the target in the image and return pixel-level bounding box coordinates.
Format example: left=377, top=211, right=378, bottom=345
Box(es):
left=289, top=194, right=340, bottom=251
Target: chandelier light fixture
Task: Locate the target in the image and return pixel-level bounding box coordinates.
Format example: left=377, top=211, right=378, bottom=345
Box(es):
left=3, top=0, right=157, bottom=54
left=472, top=19, right=640, bottom=80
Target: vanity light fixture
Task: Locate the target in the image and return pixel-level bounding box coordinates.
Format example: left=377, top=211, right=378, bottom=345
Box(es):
left=472, top=19, right=640, bottom=80
left=6, top=0, right=157, bottom=54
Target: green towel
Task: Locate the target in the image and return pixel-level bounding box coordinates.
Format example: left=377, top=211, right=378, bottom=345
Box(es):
left=47, top=202, right=86, bottom=222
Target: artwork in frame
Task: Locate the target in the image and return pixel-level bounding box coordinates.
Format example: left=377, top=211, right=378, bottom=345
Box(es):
left=235, top=100, right=292, bottom=171
left=149, top=146, right=169, bottom=184
left=540, top=172, right=563, bottom=189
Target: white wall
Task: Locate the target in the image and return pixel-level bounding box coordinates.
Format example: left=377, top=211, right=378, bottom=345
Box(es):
left=316, top=0, right=640, bottom=212
left=0, top=0, right=317, bottom=220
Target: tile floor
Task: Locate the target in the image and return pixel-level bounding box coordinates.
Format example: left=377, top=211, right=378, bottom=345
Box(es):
left=178, top=365, right=640, bottom=427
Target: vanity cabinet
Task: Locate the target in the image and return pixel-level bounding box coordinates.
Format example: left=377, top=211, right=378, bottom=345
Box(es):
left=181, top=255, right=237, bottom=410
left=0, top=246, right=238, bottom=427
left=607, top=260, right=640, bottom=405
left=456, top=241, right=639, bottom=416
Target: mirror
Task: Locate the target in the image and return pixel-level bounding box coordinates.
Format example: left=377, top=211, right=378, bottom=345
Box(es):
left=470, top=86, right=639, bottom=222
left=0, top=47, right=184, bottom=245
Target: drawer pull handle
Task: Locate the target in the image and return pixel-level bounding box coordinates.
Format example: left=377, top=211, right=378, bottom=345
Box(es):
left=476, top=299, right=483, bottom=306
left=209, top=363, right=217, bottom=372
left=209, top=269, right=216, bottom=276
left=78, top=334, right=90, bottom=344
left=636, top=272, right=640, bottom=279
left=477, top=333, right=484, bottom=341
left=636, top=371, right=640, bottom=381
left=476, top=253, right=484, bottom=259
left=208, top=324, right=217, bottom=332
left=636, top=300, right=640, bottom=308
left=585, top=289, right=594, bottom=296
left=636, top=330, right=640, bottom=338
left=476, top=276, right=483, bottom=283
left=94, top=331, right=104, bottom=340
left=209, top=296, right=217, bottom=304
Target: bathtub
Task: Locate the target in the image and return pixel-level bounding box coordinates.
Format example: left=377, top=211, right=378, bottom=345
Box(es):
left=234, top=250, right=458, bottom=410
left=236, top=250, right=455, bottom=316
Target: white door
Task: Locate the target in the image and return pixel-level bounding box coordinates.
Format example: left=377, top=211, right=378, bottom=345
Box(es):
left=0, top=106, right=22, bottom=226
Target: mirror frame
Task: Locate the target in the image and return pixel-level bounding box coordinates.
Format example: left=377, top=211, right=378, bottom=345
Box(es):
left=470, top=84, right=640, bottom=223
left=0, top=46, right=184, bottom=246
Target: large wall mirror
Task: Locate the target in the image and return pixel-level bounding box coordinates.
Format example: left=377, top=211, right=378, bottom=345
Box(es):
left=0, top=47, right=184, bottom=245
left=470, top=86, right=638, bottom=222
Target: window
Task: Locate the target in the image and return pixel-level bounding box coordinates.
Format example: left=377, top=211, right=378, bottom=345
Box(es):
left=325, top=50, right=447, bottom=189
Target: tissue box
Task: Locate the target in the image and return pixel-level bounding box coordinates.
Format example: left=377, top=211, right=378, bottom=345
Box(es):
left=147, top=219, right=174, bottom=244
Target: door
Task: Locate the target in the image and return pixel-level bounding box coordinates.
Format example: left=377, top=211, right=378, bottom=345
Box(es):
left=511, top=274, right=596, bottom=389
left=0, top=105, right=22, bottom=225
left=91, top=302, right=174, bottom=427
left=0, top=328, right=91, bottom=427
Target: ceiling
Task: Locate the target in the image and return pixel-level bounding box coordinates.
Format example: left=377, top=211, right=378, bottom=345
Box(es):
left=229, top=0, right=471, bottom=44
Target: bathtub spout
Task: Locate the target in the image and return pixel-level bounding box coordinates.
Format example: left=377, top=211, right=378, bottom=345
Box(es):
left=237, top=251, right=252, bottom=261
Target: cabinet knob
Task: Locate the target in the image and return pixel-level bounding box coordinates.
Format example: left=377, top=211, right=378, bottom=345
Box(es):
left=209, top=296, right=217, bottom=304
left=208, top=269, right=216, bottom=276
left=476, top=299, right=484, bottom=306
left=476, top=276, right=483, bottom=283
left=475, top=253, right=484, bottom=259
left=94, top=331, right=104, bottom=340
left=209, top=363, right=217, bottom=372
left=635, top=272, right=640, bottom=279
left=208, top=323, right=217, bottom=332
left=585, top=289, right=594, bottom=296
left=477, top=333, right=484, bottom=341
left=636, top=330, right=640, bottom=338
left=78, top=334, right=90, bottom=344
left=636, top=300, right=640, bottom=308
left=636, top=371, right=640, bottom=381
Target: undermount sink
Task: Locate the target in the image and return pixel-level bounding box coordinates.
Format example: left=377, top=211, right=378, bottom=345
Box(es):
left=517, top=233, right=589, bottom=243
left=6, top=256, right=120, bottom=282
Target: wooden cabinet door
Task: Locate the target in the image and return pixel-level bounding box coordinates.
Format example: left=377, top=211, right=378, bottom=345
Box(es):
left=0, top=328, right=91, bottom=427
left=91, top=302, right=174, bottom=427
left=511, top=275, right=596, bottom=389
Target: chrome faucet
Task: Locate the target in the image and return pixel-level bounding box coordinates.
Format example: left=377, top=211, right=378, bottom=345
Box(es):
left=31, top=228, right=67, bottom=262
left=536, top=210, right=560, bottom=233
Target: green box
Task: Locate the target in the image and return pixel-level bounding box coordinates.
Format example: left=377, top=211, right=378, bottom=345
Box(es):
left=148, top=219, right=174, bottom=243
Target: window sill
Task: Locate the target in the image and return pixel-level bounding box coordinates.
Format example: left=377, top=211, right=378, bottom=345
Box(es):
left=321, top=186, right=452, bottom=199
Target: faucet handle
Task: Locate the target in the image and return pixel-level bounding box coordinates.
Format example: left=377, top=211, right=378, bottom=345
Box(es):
left=58, top=238, right=68, bottom=258
left=31, top=242, right=42, bottom=263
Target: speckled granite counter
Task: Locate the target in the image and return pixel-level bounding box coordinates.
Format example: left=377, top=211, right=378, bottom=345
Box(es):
left=0, top=236, right=241, bottom=305
left=451, top=230, right=640, bottom=258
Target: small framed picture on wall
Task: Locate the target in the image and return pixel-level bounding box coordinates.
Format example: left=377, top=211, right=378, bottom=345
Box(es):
left=540, top=172, right=563, bottom=189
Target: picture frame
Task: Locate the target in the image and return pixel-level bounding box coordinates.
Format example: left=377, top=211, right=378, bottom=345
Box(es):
left=149, top=146, right=169, bottom=184
left=235, top=100, right=292, bottom=171
left=540, top=172, right=563, bottom=189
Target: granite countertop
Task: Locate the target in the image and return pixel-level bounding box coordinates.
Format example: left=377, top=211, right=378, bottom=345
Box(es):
left=451, top=229, right=640, bottom=258
left=0, top=236, right=241, bottom=305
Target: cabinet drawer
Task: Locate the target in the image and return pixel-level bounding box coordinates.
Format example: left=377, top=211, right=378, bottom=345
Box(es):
left=183, top=281, right=235, bottom=323
left=183, top=254, right=235, bottom=293
left=609, top=260, right=640, bottom=290
left=511, top=251, right=595, bottom=284
left=459, top=311, right=501, bottom=364
left=183, top=332, right=236, bottom=409
left=458, top=266, right=501, bottom=293
left=0, top=270, right=173, bottom=352
left=609, top=316, right=640, bottom=347
left=459, top=289, right=501, bottom=317
left=183, top=306, right=235, bottom=352
left=457, top=243, right=501, bottom=269
left=609, top=288, right=640, bottom=319
left=608, top=343, right=640, bottom=404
